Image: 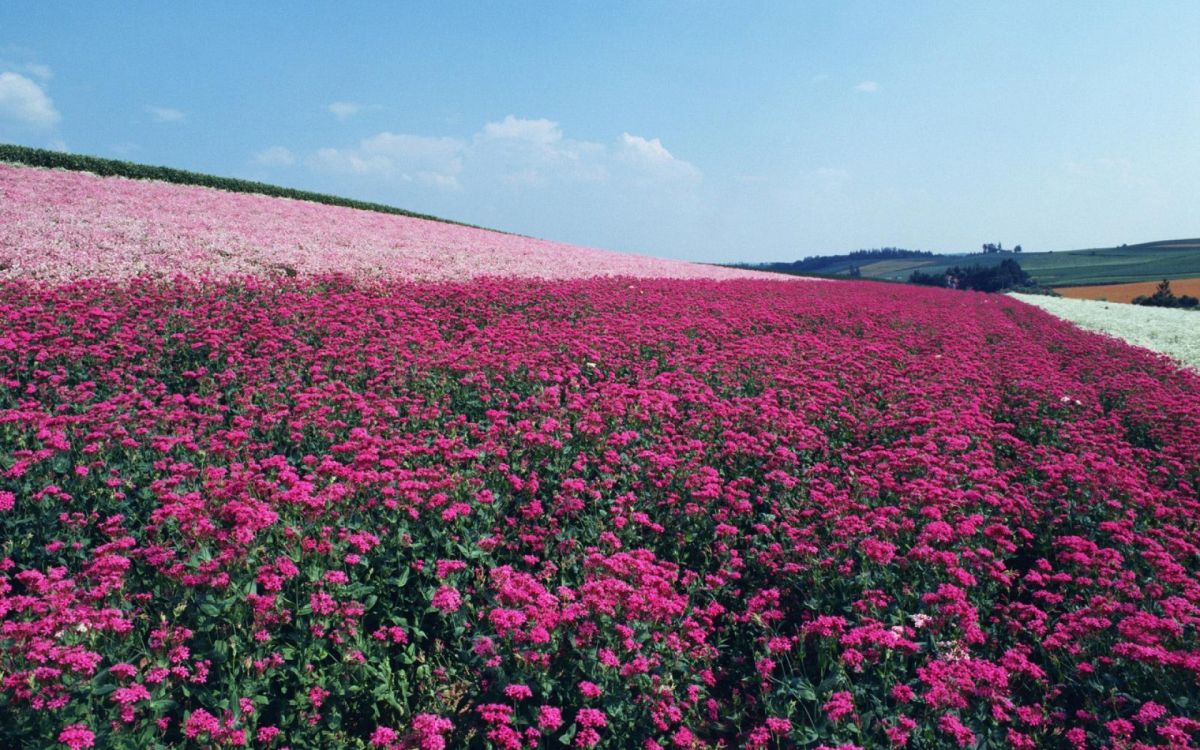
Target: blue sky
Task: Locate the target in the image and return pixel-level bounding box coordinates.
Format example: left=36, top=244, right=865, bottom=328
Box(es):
left=2, top=2, right=1198, bottom=262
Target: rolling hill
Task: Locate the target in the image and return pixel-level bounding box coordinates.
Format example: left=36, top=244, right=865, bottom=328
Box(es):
left=745, top=240, right=1200, bottom=287
left=0, top=147, right=774, bottom=283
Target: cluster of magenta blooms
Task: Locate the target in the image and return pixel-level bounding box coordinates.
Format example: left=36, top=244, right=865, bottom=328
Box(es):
left=1, top=275, right=1198, bottom=749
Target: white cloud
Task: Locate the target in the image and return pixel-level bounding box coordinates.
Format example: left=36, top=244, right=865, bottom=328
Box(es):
left=473, top=115, right=606, bottom=186
left=310, top=131, right=465, bottom=188
left=0, top=71, right=60, bottom=127
left=328, top=101, right=361, bottom=120
left=145, top=105, right=185, bottom=123
left=479, top=115, right=563, bottom=145
left=854, top=80, right=880, bottom=93
left=619, top=132, right=673, bottom=163
left=253, top=146, right=296, bottom=167
left=310, top=116, right=701, bottom=194
left=617, top=133, right=701, bottom=182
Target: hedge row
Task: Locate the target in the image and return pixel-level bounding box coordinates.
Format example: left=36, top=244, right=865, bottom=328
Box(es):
left=0, top=143, right=481, bottom=230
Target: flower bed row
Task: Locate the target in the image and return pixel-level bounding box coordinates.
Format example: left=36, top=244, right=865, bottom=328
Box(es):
left=0, top=164, right=773, bottom=283
left=1, top=276, right=1198, bottom=749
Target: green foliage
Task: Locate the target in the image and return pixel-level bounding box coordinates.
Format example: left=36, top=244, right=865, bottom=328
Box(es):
left=909, top=259, right=1036, bottom=293
left=1131, top=279, right=1200, bottom=309
left=906, top=270, right=946, bottom=288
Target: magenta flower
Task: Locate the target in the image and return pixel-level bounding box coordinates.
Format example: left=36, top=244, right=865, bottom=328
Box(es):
left=823, top=691, right=856, bottom=723
left=57, top=724, right=95, bottom=749
left=431, top=586, right=462, bottom=613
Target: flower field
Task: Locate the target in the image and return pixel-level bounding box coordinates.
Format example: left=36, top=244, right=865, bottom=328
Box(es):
left=3, top=162, right=1200, bottom=749
left=0, top=165, right=771, bottom=282
left=2, top=265, right=1199, bottom=749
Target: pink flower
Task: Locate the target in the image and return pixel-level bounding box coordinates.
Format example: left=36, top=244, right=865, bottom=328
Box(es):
left=323, top=569, right=348, bottom=585
left=1106, top=718, right=1135, bottom=739
left=938, top=714, right=976, bottom=747
left=579, top=681, right=603, bottom=699
left=1135, top=701, right=1167, bottom=725
left=431, top=586, right=462, bottom=613
left=58, top=724, right=95, bottom=749
left=308, top=686, right=330, bottom=708
left=112, top=684, right=150, bottom=705
left=577, top=708, right=607, bottom=728
left=765, top=717, right=791, bottom=735
left=184, top=709, right=220, bottom=739
left=538, top=706, right=564, bottom=731
left=370, top=726, right=399, bottom=746
left=414, top=724, right=451, bottom=750
left=823, top=691, right=856, bottom=723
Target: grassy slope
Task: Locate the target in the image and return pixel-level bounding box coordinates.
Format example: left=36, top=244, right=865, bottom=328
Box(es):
left=0, top=143, right=489, bottom=231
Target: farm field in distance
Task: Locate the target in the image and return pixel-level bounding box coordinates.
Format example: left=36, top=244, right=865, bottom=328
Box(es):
left=2, top=155, right=1200, bottom=750
left=1055, top=277, right=1200, bottom=303
left=756, top=241, right=1200, bottom=288
left=856, top=241, right=1200, bottom=286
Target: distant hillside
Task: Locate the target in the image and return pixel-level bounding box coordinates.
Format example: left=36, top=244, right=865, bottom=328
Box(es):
left=744, top=240, right=1200, bottom=287
left=738, top=248, right=933, bottom=277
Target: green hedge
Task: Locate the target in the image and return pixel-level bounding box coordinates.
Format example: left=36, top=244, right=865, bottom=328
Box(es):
left=0, top=143, right=483, bottom=229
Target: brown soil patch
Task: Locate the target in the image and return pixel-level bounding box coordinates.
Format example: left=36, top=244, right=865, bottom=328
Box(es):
left=1055, top=277, right=1200, bottom=303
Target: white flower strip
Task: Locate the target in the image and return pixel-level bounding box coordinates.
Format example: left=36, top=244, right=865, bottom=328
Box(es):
left=1010, top=293, right=1200, bottom=371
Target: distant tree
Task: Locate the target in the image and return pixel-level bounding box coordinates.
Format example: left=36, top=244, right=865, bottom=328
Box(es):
left=1131, top=279, right=1198, bottom=309
left=914, top=259, right=1031, bottom=292
left=981, top=242, right=1018, bottom=254
left=741, top=247, right=934, bottom=275
left=908, top=270, right=947, bottom=287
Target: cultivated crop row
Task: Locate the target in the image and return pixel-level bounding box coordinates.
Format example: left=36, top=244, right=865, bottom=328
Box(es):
left=0, top=165, right=773, bottom=283
left=2, top=277, right=1197, bottom=749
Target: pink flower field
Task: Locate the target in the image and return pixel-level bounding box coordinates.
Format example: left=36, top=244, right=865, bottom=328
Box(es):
left=0, top=165, right=773, bottom=282
left=2, top=166, right=1200, bottom=749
